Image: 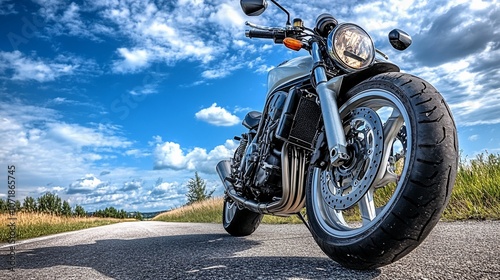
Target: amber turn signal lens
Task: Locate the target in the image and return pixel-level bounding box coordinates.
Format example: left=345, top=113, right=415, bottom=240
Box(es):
left=283, top=38, right=302, bottom=51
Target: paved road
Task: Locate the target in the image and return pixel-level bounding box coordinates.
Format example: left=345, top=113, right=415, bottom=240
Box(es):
left=0, top=221, right=499, bottom=279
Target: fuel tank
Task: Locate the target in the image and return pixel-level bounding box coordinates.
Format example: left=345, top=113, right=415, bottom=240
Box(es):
left=267, top=56, right=312, bottom=94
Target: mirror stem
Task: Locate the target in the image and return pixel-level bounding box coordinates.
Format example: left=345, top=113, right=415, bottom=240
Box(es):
left=270, top=0, right=291, bottom=25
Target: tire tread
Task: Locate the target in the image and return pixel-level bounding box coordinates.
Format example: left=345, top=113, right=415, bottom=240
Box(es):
left=306, top=72, right=458, bottom=269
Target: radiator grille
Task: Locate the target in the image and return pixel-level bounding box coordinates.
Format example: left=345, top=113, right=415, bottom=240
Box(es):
left=288, top=96, right=321, bottom=149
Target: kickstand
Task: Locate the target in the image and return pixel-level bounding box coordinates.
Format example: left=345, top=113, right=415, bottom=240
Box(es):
left=296, top=212, right=311, bottom=234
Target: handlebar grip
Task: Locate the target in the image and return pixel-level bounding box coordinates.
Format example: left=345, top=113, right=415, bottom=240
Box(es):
left=245, top=29, right=276, bottom=39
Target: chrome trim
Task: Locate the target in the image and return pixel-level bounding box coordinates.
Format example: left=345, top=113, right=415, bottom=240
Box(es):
left=216, top=143, right=306, bottom=216
left=312, top=42, right=349, bottom=166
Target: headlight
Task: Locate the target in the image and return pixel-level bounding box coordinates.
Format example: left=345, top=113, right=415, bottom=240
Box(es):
left=327, top=23, right=375, bottom=72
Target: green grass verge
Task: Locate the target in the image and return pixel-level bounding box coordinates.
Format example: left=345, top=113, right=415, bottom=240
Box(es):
left=443, top=153, right=500, bottom=220
left=154, top=153, right=500, bottom=223
left=152, top=198, right=304, bottom=224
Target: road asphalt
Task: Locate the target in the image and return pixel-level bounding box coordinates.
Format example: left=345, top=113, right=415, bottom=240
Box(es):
left=0, top=220, right=499, bottom=279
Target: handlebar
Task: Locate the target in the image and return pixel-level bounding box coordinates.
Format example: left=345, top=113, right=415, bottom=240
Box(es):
left=245, top=21, right=287, bottom=42
left=245, top=29, right=286, bottom=43
left=245, top=29, right=276, bottom=39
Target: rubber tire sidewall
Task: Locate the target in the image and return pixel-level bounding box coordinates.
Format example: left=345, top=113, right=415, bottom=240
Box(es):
left=306, top=72, right=458, bottom=269
left=223, top=198, right=264, bottom=237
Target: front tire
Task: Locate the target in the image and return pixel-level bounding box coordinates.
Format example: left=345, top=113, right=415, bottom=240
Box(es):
left=306, top=72, right=458, bottom=269
left=223, top=197, right=263, bottom=237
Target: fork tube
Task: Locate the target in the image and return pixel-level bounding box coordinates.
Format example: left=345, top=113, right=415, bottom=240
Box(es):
left=311, top=42, right=349, bottom=166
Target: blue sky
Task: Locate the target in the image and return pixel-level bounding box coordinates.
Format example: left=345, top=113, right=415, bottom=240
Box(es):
left=1, top=0, right=499, bottom=212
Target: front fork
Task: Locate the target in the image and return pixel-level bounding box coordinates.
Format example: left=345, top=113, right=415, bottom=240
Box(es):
left=311, top=42, right=349, bottom=167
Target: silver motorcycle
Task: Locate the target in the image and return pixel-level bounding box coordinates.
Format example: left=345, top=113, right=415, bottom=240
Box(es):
left=216, top=0, right=458, bottom=269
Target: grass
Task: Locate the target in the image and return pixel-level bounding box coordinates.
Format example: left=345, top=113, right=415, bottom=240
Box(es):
left=443, top=153, right=500, bottom=220
left=0, top=212, right=129, bottom=242
left=154, top=153, right=500, bottom=223
left=153, top=197, right=304, bottom=224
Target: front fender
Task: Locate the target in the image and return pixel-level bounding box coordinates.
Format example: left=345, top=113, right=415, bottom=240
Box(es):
left=339, top=61, right=400, bottom=97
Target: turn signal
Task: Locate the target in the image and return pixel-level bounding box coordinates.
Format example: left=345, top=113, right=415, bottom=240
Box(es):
left=283, top=38, right=303, bottom=51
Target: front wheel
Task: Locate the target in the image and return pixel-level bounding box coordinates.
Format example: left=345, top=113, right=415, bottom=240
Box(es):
left=306, top=72, right=458, bottom=269
left=222, top=197, right=263, bottom=237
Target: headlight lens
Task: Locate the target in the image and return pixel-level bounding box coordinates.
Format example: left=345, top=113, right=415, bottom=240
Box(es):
left=327, top=23, right=375, bottom=72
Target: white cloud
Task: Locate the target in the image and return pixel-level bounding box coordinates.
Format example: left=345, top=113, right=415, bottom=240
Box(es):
left=195, top=103, right=240, bottom=126
left=30, top=0, right=265, bottom=77
left=0, top=51, right=76, bottom=82
left=121, top=179, right=143, bottom=191
left=201, top=69, right=231, bottom=79
left=124, top=149, right=150, bottom=158
left=52, top=186, right=65, bottom=192
left=153, top=142, right=186, bottom=169
left=97, top=0, right=220, bottom=73
left=0, top=51, right=101, bottom=82
left=210, top=3, right=245, bottom=28
left=67, top=174, right=104, bottom=194
left=113, top=48, right=151, bottom=73
left=47, top=122, right=132, bottom=149
left=150, top=181, right=183, bottom=198
left=153, top=139, right=237, bottom=173
left=0, top=100, right=135, bottom=193
left=468, top=135, right=479, bottom=142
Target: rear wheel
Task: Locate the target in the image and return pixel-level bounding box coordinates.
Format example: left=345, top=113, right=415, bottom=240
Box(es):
left=306, top=72, right=458, bottom=269
left=223, top=197, right=263, bottom=237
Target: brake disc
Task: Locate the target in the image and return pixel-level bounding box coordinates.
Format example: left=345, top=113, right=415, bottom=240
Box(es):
left=320, top=107, right=384, bottom=210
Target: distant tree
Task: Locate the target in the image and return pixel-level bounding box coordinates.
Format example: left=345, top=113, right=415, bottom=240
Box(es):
left=93, top=209, right=103, bottom=217
left=15, top=200, right=21, bottom=212
left=62, top=201, right=72, bottom=216
left=119, top=209, right=127, bottom=219
left=91, top=206, right=130, bottom=219
left=37, top=193, right=62, bottom=214
left=23, top=196, right=37, bottom=213
left=135, top=212, right=143, bottom=221
left=55, top=196, right=62, bottom=214
left=185, top=172, right=214, bottom=205
left=74, top=205, right=86, bottom=217
left=0, top=199, right=6, bottom=213
left=104, top=206, right=119, bottom=218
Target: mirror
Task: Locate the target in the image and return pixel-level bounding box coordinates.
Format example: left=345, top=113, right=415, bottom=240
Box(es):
left=389, top=29, right=412, bottom=51
left=240, top=0, right=268, bottom=16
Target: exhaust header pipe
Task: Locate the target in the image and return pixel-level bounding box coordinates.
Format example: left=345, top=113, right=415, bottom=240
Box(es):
left=216, top=143, right=305, bottom=216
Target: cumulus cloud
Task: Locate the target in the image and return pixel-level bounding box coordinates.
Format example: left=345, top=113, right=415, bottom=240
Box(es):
left=120, top=179, right=143, bottom=192
left=0, top=100, right=135, bottom=189
left=150, top=180, right=183, bottom=198
left=153, top=138, right=237, bottom=173
left=195, top=103, right=240, bottom=126
left=28, top=0, right=269, bottom=77
left=113, top=48, right=151, bottom=73
left=209, top=3, right=245, bottom=28
left=67, top=174, right=104, bottom=194
left=96, top=0, right=220, bottom=73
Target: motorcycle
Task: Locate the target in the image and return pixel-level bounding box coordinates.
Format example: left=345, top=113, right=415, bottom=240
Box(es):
left=216, top=0, right=458, bottom=270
